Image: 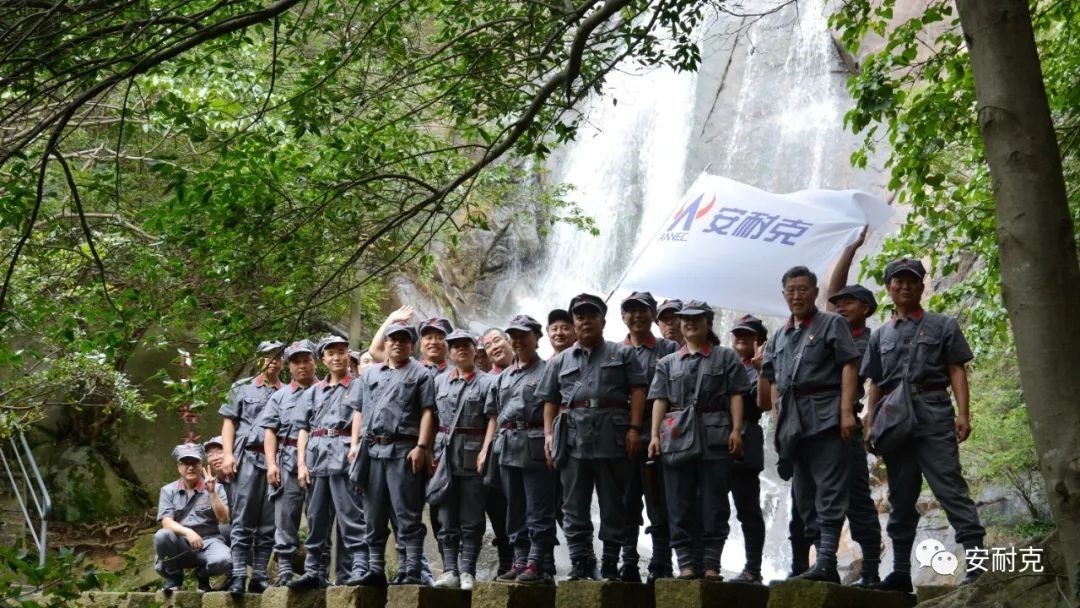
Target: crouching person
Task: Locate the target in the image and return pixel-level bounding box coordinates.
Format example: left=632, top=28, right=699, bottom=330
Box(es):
left=155, top=443, right=231, bottom=592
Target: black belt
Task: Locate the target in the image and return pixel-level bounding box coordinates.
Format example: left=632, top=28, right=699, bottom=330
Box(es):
left=438, top=425, right=487, bottom=436
left=562, top=399, right=627, bottom=409
left=884, top=383, right=950, bottom=396
left=311, top=428, right=348, bottom=438
left=244, top=444, right=264, bottom=453
left=500, top=421, right=544, bottom=430
left=793, top=385, right=841, bottom=398
left=368, top=433, right=418, bottom=445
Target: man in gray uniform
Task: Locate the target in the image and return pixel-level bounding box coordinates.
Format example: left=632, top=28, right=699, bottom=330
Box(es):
left=486, top=315, right=556, bottom=585
left=761, top=266, right=860, bottom=583
left=618, top=291, right=679, bottom=583
left=220, top=340, right=282, bottom=595
left=289, top=335, right=369, bottom=589
left=353, top=321, right=437, bottom=587
left=155, top=443, right=231, bottom=592
left=656, top=299, right=685, bottom=346
left=432, top=329, right=496, bottom=590
left=482, top=328, right=514, bottom=374
left=862, top=258, right=985, bottom=592
left=539, top=293, right=648, bottom=581
left=547, top=309, right=576, bottom=355
left=260, top=339, right=318, bottom=586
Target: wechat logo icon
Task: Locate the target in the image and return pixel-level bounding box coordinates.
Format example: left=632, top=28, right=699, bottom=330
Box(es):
left=915, top=538, right=958, bottom=576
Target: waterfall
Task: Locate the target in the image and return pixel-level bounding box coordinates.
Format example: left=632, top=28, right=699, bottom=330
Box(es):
left=490, top=0, right=889, bottom=581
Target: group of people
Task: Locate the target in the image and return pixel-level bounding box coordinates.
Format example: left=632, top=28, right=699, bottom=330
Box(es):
left=153, top=242, right=986, bottom=596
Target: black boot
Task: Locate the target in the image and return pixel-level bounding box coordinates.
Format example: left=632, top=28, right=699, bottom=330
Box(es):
left=600, top=559, right=620, bottom=582
left=161, top=571, right=185, bottom=593
left=961, top=569, right=983, bottom=586
left=868, top=571, right=913, bottom=593
left=794, top=563, right=840, bottom=584
left=195, top=568, right=212, bottom=593
left=496, top=539, right=515, bottom=576
left=356, top=571, right=388, bottom=587
left=247, top=577, right=270, bottom=593
left=287, top=571, right=327, bottom=590
left=228, top=575, right=247, bottom=597
left=619, top=564, right=641, bottom=583
left=852, top=571, right=881, bottom=587
left=646, top=561, right=673, bottom=585
left=569, top=559, right=597, bottom=581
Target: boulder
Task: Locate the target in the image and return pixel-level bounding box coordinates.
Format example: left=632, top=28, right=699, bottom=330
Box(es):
left=38, top=445, right=146, bottom=523
left=110, top=532, right=159, bottom=591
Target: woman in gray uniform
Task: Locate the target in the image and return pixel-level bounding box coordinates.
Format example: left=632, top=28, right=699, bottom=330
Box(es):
left=647, top=300, right=750, bottom=579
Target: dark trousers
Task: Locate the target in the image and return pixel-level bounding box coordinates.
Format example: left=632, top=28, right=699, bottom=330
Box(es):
left=155, top=530, right=231, bottom=576
left=560, top=456, right=632, bottom=562
left=727, top=465, right=766, bottom=575
left=792, top=430, right=849, bottom=567
left=437, top=475, right=487, bottom=575
left=365, top=456, right=426, bottom=575
left=883, top=427, right=985, bottom=572
left=230, top=456, right=274, bottom=578
left=501, top=464, right=557, bottom=567
left=303, top=473, right=368, bottom=580
left=664, top=458, right=731, bottom=573
left=622, top=453, right=670, bottom=571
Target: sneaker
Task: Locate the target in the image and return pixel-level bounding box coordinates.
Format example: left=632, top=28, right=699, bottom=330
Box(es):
left=433, top=571, right=460, bottom=589
left=516, top=563, right=550, bottom=585
left=868, top=571, right=913, bottom=593
left=497, top=564, right=525, bottom=582
left=794, top=564, right=840, bottom=584
left=729, top=570, right=763, bottom=585
left=619, top=564, right=641, bottom=583
left=568, top=559, right=598, bottom=581
left=460, top=573, right=475, bottom=591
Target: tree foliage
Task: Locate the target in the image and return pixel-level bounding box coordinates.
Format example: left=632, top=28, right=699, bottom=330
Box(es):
left=832, top=0, right=1078, bottom=353
left=0, top=0, right=713, bottom=430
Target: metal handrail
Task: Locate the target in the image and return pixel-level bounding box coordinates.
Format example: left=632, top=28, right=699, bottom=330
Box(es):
left=0, top=432, right=51, bottom=566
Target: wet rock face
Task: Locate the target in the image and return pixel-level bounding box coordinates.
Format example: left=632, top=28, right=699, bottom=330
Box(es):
left=41, top=445, right=146, bottom=522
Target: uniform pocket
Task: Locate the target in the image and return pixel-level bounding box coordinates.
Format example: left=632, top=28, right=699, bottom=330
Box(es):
left=704, top=423, right=730, bottom=449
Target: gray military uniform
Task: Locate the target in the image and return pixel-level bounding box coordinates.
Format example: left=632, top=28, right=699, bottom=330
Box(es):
left=620, top=334, right=679, bottom=574
left=536, top=340, right=648, bottom=565
left=258, top=381, right=312, bottom=572
left=649, top=344, right=750, bottom=572
left=297, top=375, right=368, bottom=581
left=762, top=309, right=860, bottom=569
left=861, top=310, right=985, bottom=568
left=219, top=376, right=278, bottom=579
left=727, top=357, right=767, bottom=576
left=360, top=359, right=436, bottom=577
left=488, top=357, right=555, bottom=570
left=155, top=480, right=231, bottom=577
left=433, top=370, right=494, bottom=576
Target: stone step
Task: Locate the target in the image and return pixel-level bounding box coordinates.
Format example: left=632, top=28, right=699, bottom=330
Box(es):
left=654, top=578, right=768, bottom=608
left=264, top=587, right=327, bottom=608
left=327, top=585, right=388, bottom=608
left=767, top=580, right=917, bottom=608
left=203, top=592, right=264, bottom=608
left=554, top=581, right=653, bottom=608
left=386, top=585, right=469, bottom=608
left=471, top=581, right=556, bottom=608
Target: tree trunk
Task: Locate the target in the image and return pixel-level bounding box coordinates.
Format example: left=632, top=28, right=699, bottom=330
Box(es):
left=956, top=0, right=1080, bottom=598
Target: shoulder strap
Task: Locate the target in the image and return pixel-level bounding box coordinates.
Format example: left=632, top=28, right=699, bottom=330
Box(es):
left=444, top=377, right=471, bottom=440
left=786, top=314, right=820, bottom=388
left=901, top=314, right=928, bottom=380
left=173, top=486, right=205, bottom=523
left=689, top=353, right=708, bottom=409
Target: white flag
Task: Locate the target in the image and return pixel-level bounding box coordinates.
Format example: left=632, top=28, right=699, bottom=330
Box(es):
left=620, top=174, right=893, bottom=317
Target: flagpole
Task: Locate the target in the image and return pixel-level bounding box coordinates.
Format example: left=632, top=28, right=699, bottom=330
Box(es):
left=604, top=164, right=713, bottom=304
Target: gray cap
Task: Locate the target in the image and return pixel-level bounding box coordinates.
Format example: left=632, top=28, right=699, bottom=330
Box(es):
left=883, top=257, right=927, bottom=284
left=675, top=299, right=714, bottom=320
left=172, top=443, right=205, bottom=462
left=284, top=339, right=317, bottom=360
left=828, top=284, right=879, bottom=315
left=620, top=291, right=658, bottom=316
left=656, top=299, right=684, bottom=317
left=418, top=317, right=453, bottom=336
left=257, top=341, right=284, bottom=356
left=316, top=334, right=349, bottom=357
left=203, top=436, right=224, bottom=451
left=569, top=293, right=606, bottom=315
left=445, top=329, right=478, bottom=346
left=506, top=314, right=543, bottom=336
left=384, top=322, right=419, bottom=343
